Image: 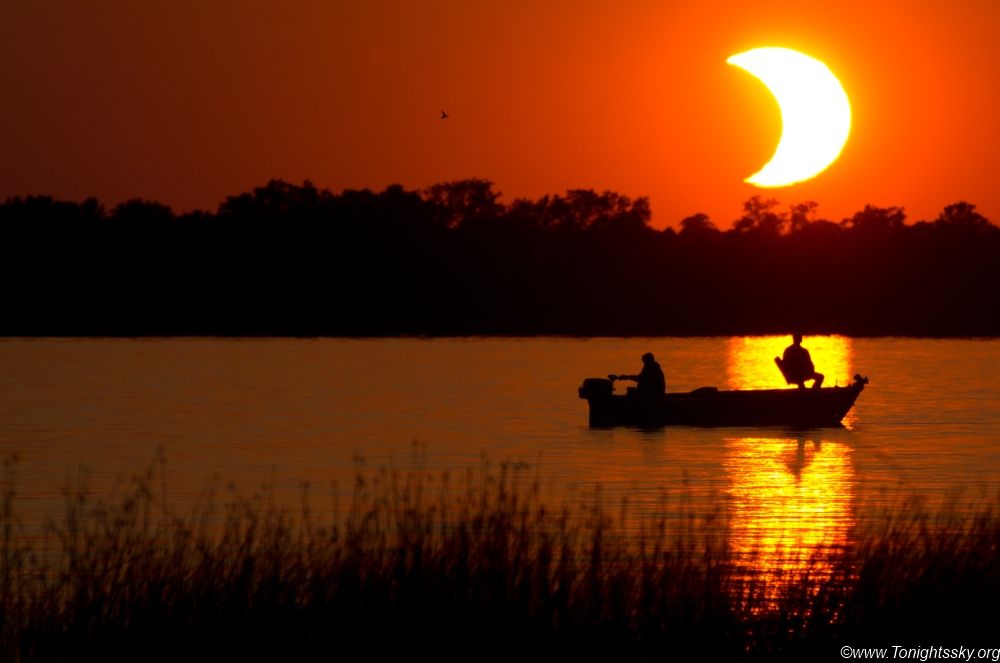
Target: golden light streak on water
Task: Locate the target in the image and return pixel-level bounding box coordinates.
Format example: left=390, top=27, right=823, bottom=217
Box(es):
left=723, top=436, right=856, bottom=612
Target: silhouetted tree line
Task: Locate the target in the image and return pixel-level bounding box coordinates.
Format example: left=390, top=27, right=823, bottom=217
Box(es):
left=2, top=180, right=999, bottom=335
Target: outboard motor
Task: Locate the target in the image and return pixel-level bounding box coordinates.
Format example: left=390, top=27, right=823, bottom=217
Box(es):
left=579, top=377, right=613, bottom=400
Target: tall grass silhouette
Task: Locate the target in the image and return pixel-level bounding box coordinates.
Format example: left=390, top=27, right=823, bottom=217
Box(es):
left=1, top=454, right=998, bottom=661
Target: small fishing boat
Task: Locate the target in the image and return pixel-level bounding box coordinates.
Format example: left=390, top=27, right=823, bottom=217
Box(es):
left=578, top=374, right=868, bottom=428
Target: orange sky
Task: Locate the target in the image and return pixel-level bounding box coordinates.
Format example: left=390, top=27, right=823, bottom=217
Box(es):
left=2, top=0, right=998, bottom=228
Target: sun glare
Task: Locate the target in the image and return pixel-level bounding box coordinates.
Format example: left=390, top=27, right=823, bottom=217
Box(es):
left=727, top=47, right=852, bottom=187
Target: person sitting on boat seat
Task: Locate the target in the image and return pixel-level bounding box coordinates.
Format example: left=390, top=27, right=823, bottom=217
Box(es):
left=610, top=352, right=666, bottom=399
left=775, top=334, right=824, bottom=389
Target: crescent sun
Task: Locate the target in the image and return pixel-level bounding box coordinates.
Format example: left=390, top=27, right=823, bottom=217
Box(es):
left=727, top=47, right=852, bottom=187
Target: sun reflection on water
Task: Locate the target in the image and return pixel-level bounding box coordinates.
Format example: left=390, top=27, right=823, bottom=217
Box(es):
left=723, top=337, right=858, bottom=610
left=724, top=436, right=856, bottom=611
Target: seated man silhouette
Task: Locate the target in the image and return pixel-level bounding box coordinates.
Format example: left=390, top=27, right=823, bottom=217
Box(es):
left=610, top=352, right=666, bottom=400
left=775, top=334, right=824, bottom=389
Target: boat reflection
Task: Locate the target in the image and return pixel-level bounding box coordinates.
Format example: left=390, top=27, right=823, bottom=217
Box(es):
left=723, top=435, right=856, bottom=612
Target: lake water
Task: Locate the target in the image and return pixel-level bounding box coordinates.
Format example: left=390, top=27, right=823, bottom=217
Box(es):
left=3, top=336, right=1000, bottom=573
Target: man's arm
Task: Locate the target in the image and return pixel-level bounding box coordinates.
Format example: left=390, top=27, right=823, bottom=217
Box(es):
left=610, top=373, right=639, bottom=381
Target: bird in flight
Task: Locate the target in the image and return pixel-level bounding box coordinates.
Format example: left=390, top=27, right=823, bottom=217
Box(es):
left=440, top=110, right=449, bottom=119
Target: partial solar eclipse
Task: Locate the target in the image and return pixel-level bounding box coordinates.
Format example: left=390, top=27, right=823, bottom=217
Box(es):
left=727, top=47, right=852, bottom=187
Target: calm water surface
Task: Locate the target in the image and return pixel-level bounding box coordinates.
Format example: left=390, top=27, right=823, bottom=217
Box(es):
left=3, top=337, right=1000, bottom=572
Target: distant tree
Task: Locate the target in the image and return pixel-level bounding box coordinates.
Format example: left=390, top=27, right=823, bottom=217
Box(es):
left=934, top=201, right=992, bottom=232
left=788, top=201, right=820, bottom=234
left=110, top=199, right=174, bottom=224
left=590, top=193, right=651, bottom=234
left=554, top=189, right=607, bottom=231
left=3, top=182, right=1000, bottom=336
left=505, top=196, right=554, bottom=231
left=75, top=197, right=105, bottom=222
left=733, top=196, right=786, bottom=236
left=679, top=212, right=718, bottom=236
left=841, top=204, right=906, bottom=234
left=374, top=184, right=436, bottom=232
left=577, top=190, right=651, bottom=232
left=791, top=218, right=842, bottom=240
left=424, top=179, right=502, bottom=228
left=218, top=179, right=328, bottom=220
left=1, top=195, right=104, bottom=225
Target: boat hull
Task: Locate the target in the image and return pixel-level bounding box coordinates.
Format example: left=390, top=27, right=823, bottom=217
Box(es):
left=578, top=377, right=867, bottom=428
